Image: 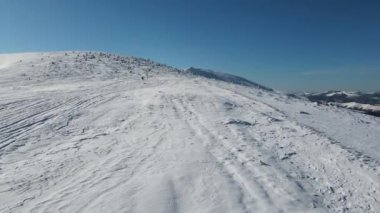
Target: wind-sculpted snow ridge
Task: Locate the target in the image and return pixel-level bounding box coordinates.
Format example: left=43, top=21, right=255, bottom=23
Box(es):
left=185, top=67, right=273, bottom=91
left=1, top=52, right=380, bottom=213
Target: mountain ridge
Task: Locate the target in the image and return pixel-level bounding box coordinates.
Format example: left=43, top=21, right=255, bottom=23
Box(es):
left=1, top=51, right=273, bottom=93
left=184, top=67, right=273, bottom=91
left=304, top=91, right=380, bottom=117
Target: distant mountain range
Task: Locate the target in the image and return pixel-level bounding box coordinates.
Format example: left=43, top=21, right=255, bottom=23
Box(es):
left=303, top=91, right=380, bottom=117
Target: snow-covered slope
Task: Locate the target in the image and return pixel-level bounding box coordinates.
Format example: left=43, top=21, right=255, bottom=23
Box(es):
left=1, top=52, right=380, bottom=213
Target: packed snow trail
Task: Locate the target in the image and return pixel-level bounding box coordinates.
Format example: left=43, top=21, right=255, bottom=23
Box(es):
left=1, top=52, right=380, bottom=213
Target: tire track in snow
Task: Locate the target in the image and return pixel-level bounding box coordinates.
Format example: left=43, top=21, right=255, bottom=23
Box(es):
left=173, top=94, right=321, bottom=212
left=170, top=96, right=262, bottom=212
left=197, top=82, right=380, bottom=212
left=73, top=93, right=173, bottom=213
left=1, top=89, right=153, bottom=212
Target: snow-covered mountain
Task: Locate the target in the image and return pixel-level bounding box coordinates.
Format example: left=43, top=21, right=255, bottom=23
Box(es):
left=304, top=91, right=380, bottom=117
left=1, top=52, right=380, bottom=213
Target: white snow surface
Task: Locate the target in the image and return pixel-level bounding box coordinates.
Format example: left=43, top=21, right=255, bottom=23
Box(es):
left=340, top=102, right=380, bottom=111
left=324, top=91, right=359, bottom=98
left=1, top=52, right=380, bottom=213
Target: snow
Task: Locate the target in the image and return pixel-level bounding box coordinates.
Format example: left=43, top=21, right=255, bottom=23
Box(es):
left=313, top=91, right=360, bottom=98
left=1, top=52, right=380, bottom=212
left=340, top=102, right=380, bottom=111
left=185, top=67, right=272, bottom=91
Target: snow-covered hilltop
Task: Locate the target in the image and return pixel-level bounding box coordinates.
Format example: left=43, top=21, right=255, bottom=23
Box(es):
left=0, top=51, right=179, bottom=82
left=1, top=52, right=380, bottom=213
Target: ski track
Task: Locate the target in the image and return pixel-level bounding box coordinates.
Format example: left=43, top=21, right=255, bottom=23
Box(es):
left=1, top=53, right=380, bottom=213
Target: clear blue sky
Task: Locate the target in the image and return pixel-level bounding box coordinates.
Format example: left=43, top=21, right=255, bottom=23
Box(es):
left=1, top=0, right=379, bottom=92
